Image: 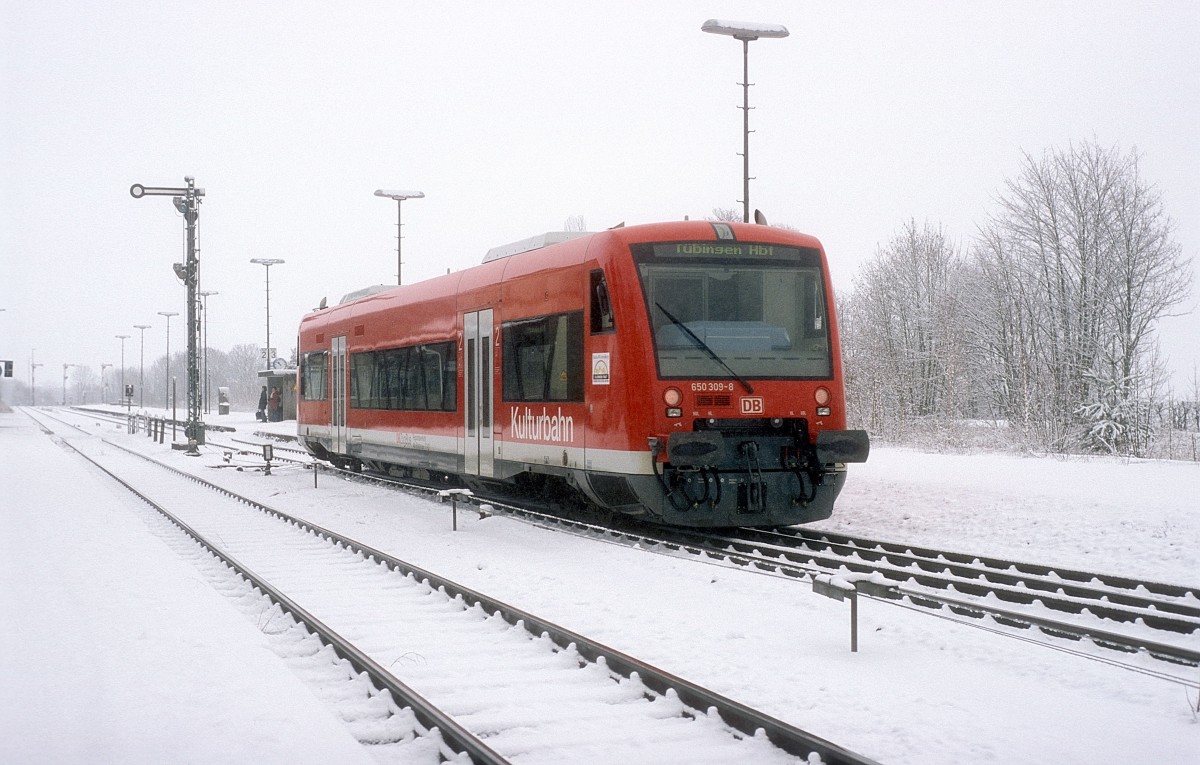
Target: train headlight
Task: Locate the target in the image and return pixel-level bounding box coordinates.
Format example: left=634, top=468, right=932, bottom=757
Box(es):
left=663, top=387, right=682, bottom=407
left=770, top=418, right=783, bottom=427
left=814, top=387, right=831, bottom=406
left=817, top=406, right=832, bottom=416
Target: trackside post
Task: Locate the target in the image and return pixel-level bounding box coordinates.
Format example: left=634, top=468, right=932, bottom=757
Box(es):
left=437, top=488, right=473, bottom=531
left=813, top=575, right=858, bottom=651
left=813, top=574, right=896, bottom=652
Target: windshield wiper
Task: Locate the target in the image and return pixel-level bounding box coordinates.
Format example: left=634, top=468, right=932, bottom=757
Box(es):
left=655, top=303, right=754, bottom=394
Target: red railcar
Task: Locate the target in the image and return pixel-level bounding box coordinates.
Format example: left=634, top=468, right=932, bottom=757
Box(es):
left=296, top=220, right=868, bottom=527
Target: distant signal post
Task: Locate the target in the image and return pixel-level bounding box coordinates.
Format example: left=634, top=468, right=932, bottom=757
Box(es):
left=130, top=177, right=205, bottom=454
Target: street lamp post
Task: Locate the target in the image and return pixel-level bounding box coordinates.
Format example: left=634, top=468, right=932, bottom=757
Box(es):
left=62, top=363, right=76, bottom=406
left=132, top=176, right=205, bottom=454
left=133, top=324, right=151, bottom=407
left=374, top=189, right=424, bottom=285
left=157, top=311, right=178, bottom=409
left=701, top=19, right=789, bottom=223
left=250, top=259, right=285, bottom=369
left=100, top=363, right=113, bottom=404
left=30, top=349, right=41, bottom=406
left=199, top=290, right=218, bottom=413
left=115, top=334, right=130, bottom=409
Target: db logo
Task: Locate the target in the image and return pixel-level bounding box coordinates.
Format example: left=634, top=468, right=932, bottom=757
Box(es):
left=740, top=397, right=765, bottom=414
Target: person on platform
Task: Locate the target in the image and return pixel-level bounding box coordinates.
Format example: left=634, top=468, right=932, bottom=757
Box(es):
left=268, top=386, right=282, bottom=422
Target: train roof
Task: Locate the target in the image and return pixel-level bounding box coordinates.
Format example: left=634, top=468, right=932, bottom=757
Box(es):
left=483, top=231, right=592, bottom=263
left=339, top=284, right=394, bottom=305
left=304, top=220, right=826, bottom=322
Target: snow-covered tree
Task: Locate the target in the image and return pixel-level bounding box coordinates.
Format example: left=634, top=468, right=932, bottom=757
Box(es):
left=841, top=219, right=969, bottom=437
left=709, top=207, right=741, bottom=223
left=971, top=141, right=1190, bottom=452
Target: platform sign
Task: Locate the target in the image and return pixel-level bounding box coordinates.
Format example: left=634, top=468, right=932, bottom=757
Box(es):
left=0, top=360, right=11, bottom=378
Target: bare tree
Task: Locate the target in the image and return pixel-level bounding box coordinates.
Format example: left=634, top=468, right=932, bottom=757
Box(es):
left=708, top=207, right=741, bottom=222
left=73, top=365, right=98, bottom=405
left=222, top=343, right=264, bottom=408
left=972, top=141, right=1191, bottom=453
left=1103, top=152, right=1192, bottom=400
left=563, top=215, right=587, bottom=232
left=842, top=219, right=968, bottom=437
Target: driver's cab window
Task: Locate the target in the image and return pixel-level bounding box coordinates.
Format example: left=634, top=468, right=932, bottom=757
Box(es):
left=589, top=269, right=616, bottom=334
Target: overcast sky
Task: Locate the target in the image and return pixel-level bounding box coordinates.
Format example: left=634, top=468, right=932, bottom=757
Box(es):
left=3, top=1, right=1197, bottom=392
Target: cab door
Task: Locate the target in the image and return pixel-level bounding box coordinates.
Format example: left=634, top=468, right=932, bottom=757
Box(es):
left=463, top=310, right=494, bottom=477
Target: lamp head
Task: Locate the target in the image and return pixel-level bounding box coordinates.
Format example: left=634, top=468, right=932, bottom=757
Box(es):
left=701, top=19, right=789, bottom=41
left=375, top=189, right=425, bottom=201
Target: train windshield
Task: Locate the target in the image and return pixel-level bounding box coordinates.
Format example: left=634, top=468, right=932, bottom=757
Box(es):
left=634, top=242, right=832, bottom=379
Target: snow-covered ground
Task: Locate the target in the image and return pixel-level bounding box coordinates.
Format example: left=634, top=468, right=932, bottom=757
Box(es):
left=2, top=407, right=1198, bottom=764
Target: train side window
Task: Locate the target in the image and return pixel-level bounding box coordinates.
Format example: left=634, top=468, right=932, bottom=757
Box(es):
left=349, top=341, right=457, bottom=411
left=589, top=269, right=615, bottom=334
left=350, top=352, right=375, bottom=408
left=481, top=340, right=492, bottom=428
left=301, top=351, right=329, bottom=401
left=439, top=341, right=458, bottom=411
left=423, top=341, right=457, bottom=412
left=502, top=310, right=584, bottom=403
left=467, top=338, right=477, bottom=432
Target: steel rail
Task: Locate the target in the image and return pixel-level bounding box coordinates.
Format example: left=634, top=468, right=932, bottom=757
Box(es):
left=27, top=410, right=510, bottom=765
left=204, top=436, right=311, bottom=467
left=67, top=405, right=238, bottom=433
left=879, top=584, right=1200, bottom=668
left=68, top=428, right=881, bottom=765
left=51, top=408, right=1196, bottom=676
left=689, top=532, right=1200, bottom=634
left=268, top=449, right=1200, bottom=669
left=636, top=531, right=1200, bottom=668
left=745, top=526, right=1200, bottom=602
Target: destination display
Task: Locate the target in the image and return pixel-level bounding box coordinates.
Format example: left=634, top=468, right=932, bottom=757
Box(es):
left=650, top=242, right=814, bottom=259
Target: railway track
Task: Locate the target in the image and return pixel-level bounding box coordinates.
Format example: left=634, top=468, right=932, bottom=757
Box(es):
left=310, top=457, right=1200, bottom=671
left=29, top=409, right=878, bottom=765
left=51, top=407, right=1200, bottom=673
left=364, top=473, right=1200, bottom=671
left=62, top=405, right=313, bottom=468
left=730, top=525, right=1200, bottom=618
left=640, top=524, right=1200, bottom=670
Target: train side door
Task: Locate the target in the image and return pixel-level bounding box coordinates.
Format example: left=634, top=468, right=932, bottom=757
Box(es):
left=331, top=335, right=348, bottom=454
left=463, top=309, right=495, bottom=478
